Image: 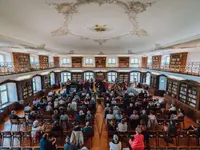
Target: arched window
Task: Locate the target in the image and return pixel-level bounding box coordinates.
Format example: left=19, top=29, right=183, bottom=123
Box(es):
left=107, top=72, right=117, bottom=83
left=32, top=76, right=42, bottom=93
left=84, top=72, right=94, bottom=80
left=146, top=73, right=151, bottom=85
left=61, top=72, right=71, bottom=83
left=130, top=72, right=140, bottom=83
left=50, top=72, right=55, bottom=85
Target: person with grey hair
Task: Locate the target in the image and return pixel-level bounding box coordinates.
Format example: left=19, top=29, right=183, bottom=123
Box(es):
left=109, top=134, right=122, bottom=150
left=64, top=136, right=77, bottom=150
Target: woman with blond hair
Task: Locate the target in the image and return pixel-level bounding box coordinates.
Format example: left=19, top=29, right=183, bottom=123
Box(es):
left=129, top=127, right=144, bottom=150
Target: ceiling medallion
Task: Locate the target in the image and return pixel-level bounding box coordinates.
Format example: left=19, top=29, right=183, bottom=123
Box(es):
left=94, top=24, right=107, bottom=32
left=46, top=0, right=155, bottom=45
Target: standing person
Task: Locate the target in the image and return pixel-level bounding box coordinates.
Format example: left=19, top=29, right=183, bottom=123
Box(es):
left=109, top=134, right=122, bottom=150
left=66, top=79, right=71, bottom=95
left=129, top=127, right=144, bottom=150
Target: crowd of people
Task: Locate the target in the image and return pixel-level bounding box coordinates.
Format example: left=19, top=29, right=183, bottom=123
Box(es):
left=8, top=78, right=200, bottom=150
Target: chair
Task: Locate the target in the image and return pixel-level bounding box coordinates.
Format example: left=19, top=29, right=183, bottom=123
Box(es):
left=1, top=131, right=12, bottom=147
left=10, top=147, right=21, bottom=150
left=177, top=131, right=189, bottom=146
left=157, top=131, right=167, bottom=146
left=188, top=132, right=199, bottom=146
left=148, top=131, right=157, bottom=146
left=0, top=148, right=10, bottom=150
left=18, top=119, right=27, bottom=131
left=10, top=119, right=19, bottom=131
left=51, top=131, right=63, bottom=146
left=21, top=148, right=33, bottom=150
left=21, top=131, right=32, bottom=146
left=11, top=132, right=22, bottom=147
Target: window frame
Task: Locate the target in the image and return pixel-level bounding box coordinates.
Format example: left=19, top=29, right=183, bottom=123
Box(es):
left=0, top=54, right=5, bottom=62
left=130, top=58, right=140, bottom=67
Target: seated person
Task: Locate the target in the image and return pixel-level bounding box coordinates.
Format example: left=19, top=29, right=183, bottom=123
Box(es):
left=129, top=127, right=144, bottom=150
left=107, top=119, right=116, bottom=131
left=9, top=110, right=21, bottom=120
left=104, top=103, right=111, bottom=114
left=113, top=105, right=120, bottom=116
left=90, top=96, right=96, bottom=104
left=127, top=103, right=134, bottom=116
left=109, top=134, right=122, bottom=150
left=24, top=103, right=32, bottom=112
left=178, top=108, right=185, bottom=118
left=117, top=119, right=128, bottom=133
left=60, top=112, right=70, bottom=130
left=70, top=122, right=84, bottom=148
left=169, top=104, right=177, bottom=112
left=147, top=111, right=158, bottom=129
left=106, top=110, right=114, bottom=123
left=28, top=111, right=37, bottom=120
left=140, top=110, right=148, bottom=126
left=76, top=110, right=85, bottom=123
left=52, top=110, right=60, bottom=122
left=33, top=98, right=39, bottom=106
left=184, top=124, right=200, bottom=137
left=51, top=121, right=63, bottom=132
left=115, top=111, right=122, bottom=122
left=170, top=113, right=178, bottom=120
left=46, top=102, right=53, bottom=112
left=82, top=121, right=94, bottom=137
left=130, top=110, right=140, bottom=129
left=71, top=99, right=77, bottom=111
left=85, top=110, right=93, bottom=121
left=54, top=98, right=59, bottom=109
left=64, top=136, right=77, bottom=150
left=59, top=98, right=66, bottom=106
left=32, top=103, right=38, bottom=111
left=111, top=97, right=117, bottom=105
left=168, top=120, right=177, bottom=136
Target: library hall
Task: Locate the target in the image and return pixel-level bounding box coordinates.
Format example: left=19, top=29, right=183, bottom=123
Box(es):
left=0, top=0, right=200, bottom=150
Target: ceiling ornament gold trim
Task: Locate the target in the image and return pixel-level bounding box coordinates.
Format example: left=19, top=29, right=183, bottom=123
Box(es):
left=46, top=0, right=155, bottom=45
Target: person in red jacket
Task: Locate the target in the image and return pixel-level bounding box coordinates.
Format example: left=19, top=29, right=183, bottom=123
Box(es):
left=129, top=127, right=144, bottom=150
left=105, top=80, right=109, bottom=89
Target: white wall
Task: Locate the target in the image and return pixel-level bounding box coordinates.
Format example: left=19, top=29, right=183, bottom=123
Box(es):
left=187, top=50, right=200, bottom=62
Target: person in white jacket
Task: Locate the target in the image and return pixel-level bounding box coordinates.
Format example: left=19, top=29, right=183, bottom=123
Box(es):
left=70, top=123, right=84, bottom=148
left=109, top=134, right=122, bottom=150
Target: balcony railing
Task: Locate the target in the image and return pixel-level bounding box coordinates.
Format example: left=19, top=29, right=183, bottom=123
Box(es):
left=1, top=61, right=200, bottom=77
left=145, top=62, right=200, bottom=76
left=0, top=62, right=56, bottom=76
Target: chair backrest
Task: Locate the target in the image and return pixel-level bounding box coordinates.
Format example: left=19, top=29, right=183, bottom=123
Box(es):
left=11, top=148, right=21, bottom=150
left=0, top=148, right=10, bottom=150
left=10, top=119, right=19, bottom=124
left=22, top=148, right=32, bottom=150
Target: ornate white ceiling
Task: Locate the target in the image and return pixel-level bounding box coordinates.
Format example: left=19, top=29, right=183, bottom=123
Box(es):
left=0, top=0, right=200, bottom=55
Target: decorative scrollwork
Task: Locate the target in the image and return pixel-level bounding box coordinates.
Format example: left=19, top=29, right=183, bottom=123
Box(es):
left=46, top=0, right=155, bottom=45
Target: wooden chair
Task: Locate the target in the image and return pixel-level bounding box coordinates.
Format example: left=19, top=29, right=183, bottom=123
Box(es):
left=188, top=132, right=199, bottom=146
left=0, top=148, right=10, bottom=150
left=10, top=147, right=21, bottom=150
left=18, top=119, right=27, bottom=131
left=21, top=148, right=32, bottom=150
left=10, top=119, right=19, bottom=131
left=21, top=131, right=32, bottom=147
left=1, top=131, right=12, bottom=147
left=148, top=131, right=157, bottom=146
left=51, top=131, right=63, bottom=146
left=157, top=131, right=167, bottom=146
left=177, top=131, right=189, bottom=146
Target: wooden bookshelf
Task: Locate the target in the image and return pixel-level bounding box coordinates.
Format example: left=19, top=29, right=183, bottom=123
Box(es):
left=13, top=52, right=31, bottom=72
left=39, top=55, right=49, bottom=69
left=54, top=57, right=60, bottom=68
left=95, top=57, right=106, bottom=68
left=166, top=78, right=180, bottom=99
left=119, top=72, right=129, bottom=83
left=150, top=75, right=158, bottom=88
left=141, top=57, right=148, bottom=68
left=42, top=75, right=50, bottom=89
left=72, top=72, right=83, bottom=81
left=169, top=52, right=188, bottom=73
left=96, top=72, right=106, bottom=81
left=152, top=55, right=161, bottom=69
left=72, top=57, right=82, bottom=68
left=118, top=57, right=129, bottom=68
left=16, top=79, right=33, bottom=103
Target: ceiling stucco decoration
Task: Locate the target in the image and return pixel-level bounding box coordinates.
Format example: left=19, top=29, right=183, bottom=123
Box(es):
left=46, top=0, right=155, bottom=45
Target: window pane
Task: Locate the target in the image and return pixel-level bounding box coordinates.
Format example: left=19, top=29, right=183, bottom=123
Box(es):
left=0, top=85, right=6, bottom=91
left=86, top=59, right=89, bottom=64
left=62, top=58, right=67, bottom=64
left=66, top=58, right=70, bottom=64
left=0, top=55, right=4, bottom=62
left=1, top=90, right=8, bottom=104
